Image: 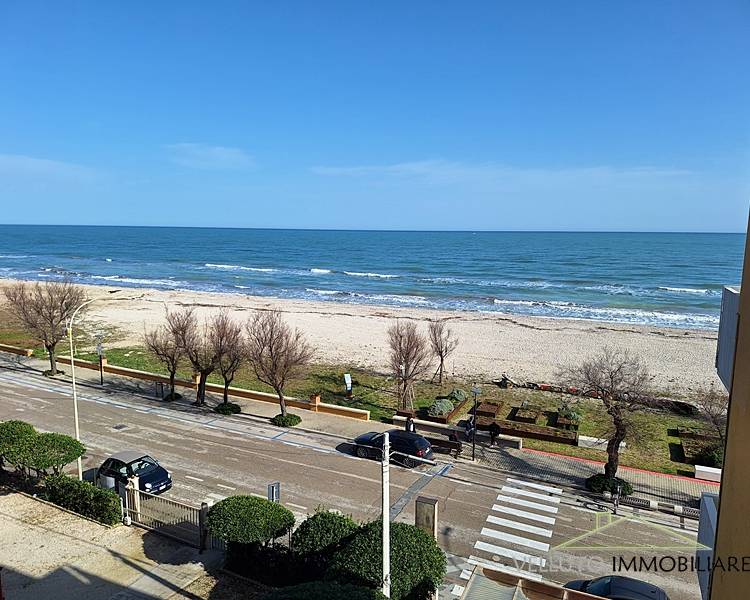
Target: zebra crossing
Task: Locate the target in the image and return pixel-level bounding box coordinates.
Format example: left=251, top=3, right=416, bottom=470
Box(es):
left=467, top=476, right=563, bottom=583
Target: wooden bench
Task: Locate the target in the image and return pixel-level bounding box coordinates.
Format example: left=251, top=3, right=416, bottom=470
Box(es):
left=426, top=436, right=462, bottom=458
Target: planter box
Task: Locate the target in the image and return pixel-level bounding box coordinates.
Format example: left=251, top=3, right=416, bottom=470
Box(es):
left=555, top=415, right=579, bottom=431
left=678, top=426, right=719, bottom=441
left=695, top=465, right=722, bottom=483
left=476, top=402, right=503, bottom=419
left=512, top=407, right=541, bottom=424
left=477, top=417, right=578, bottom=445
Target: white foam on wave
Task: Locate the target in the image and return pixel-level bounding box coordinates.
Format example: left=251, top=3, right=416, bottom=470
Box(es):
left=305, top=288, right=342, bottom=296
left=658, top=286, right=719, bottom=296
left=0, top=254, right=30, bottom=259
left=105, top=258, right=113, bottom=262
left=204, top=263, right=277, bottom=273
left=90, top=275, right=182, bottom=287
left=310, top=268, right=332, bottom=274
left=344, top=271, right=399, bottom=279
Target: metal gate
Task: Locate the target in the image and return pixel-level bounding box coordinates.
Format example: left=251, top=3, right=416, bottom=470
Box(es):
left=123, top=483, right=225, bottom=551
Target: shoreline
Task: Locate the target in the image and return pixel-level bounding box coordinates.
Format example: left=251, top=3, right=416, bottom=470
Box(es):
left=0, top=278, right=721, bottom=397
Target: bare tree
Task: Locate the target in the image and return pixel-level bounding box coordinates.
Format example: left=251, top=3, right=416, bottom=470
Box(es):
left=561, top=346, right=652, bottom=481
left=213, top=311, right=246, bottom=404
left=696, top=384, right=729, bottom=444
left=3, top=280, right=87, bottom=375
left=167, top=308, right=220, bottom=406
left=388, top=320, right=432, bottom=412
left=428, top=319, right=459, bottom=384
left=246, top=310, right=313, bottom=416
left=144, top=319, right=185, bottom=400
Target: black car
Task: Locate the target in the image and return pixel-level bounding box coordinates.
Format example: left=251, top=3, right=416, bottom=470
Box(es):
left=353, top=429, right=434, bottom=467
left=98, top=451, right=173, bottom=495
left=564, top=576, right=670, bottom=600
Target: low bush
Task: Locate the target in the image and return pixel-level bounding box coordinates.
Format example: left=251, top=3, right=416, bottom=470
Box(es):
left=43, top=474, right=121, bottom=525
left=446, top=389, right=466, bottom=403
left=27, top=432, right=85, bottom=475
left=0, top=420, right=36, bottom=467
left=427, top=398, right=454, bottom=418
left=207, top=495, right=295, bottom=545
left=694, top=443, right=724, bottom=468
left=585, top=473, right=634, bottom=497
left=265, top=582, right=387, bottom=600
left=327, top=521, right=446, bottom=600
left=271, top=413, right=302, bottom=428
left=214, top=402, right=242, bottom=415
left=292, top=511, right=359, bottom=577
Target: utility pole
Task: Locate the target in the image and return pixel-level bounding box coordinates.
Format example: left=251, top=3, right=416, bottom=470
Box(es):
left=471, top=385, right=481, bottom=461
left=382, top=431, right=391, bottom=599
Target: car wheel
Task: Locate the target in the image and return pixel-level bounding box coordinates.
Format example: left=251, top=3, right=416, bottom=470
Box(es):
left=356, top=446, right=370, bottom=458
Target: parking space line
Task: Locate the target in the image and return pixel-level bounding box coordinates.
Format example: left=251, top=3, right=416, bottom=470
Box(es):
left=217, top=484, right=236, bottom=491
left=184, top=475, right=203, bottom=482
left=286, top=502, right=307, bottom=511
left=480, top=527, right=550, bottom=552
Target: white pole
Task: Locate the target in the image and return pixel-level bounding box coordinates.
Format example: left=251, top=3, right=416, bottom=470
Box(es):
left=382, top=431, right=391, bottom=599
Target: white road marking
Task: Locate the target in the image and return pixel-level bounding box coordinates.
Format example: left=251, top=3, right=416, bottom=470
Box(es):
left=501, top=486, right=561, bottom=504
left=506, top=478, right=563, bottom=495
left=496, top=495, right=559, bottom=514
left=480, top=527, right=550, bottom=552
left=491, top=504, right=556, bottom=525
left=459, top=569, right=472, bottom=580
left=250, top=492, right=265, bottom=498
left=184, top=475, right=203, bottom=482
left=313, top=448, right=330, bottom=453
left=217, top=484, right=236, bottom=491
left=446, top=478, right=472, bottom=486
left=451, top=584, right=465, bottom=596
left=467, top=555, right=543, bottom=581
left=485, top=515, right=553, bottom=538
left=135, top=409, right=149, bottom=414
left=282, top=441, right=302, bottom=447
left=473, top=540, right=546, bottom=567
left=286, top=502, right=307, bottom=511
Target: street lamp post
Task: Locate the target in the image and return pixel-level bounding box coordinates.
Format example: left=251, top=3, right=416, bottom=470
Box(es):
left=381, top=431, right=391, bottom=599
left=66, top=289, right=123, bottom=480
left=471, top=385, right=481, bottom=461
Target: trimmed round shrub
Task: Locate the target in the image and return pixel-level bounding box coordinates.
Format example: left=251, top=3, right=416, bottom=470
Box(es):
left=292, top=511, right=359, bottom=572
left=265, top=582, right=387, bottom=600
left=0, top=420, right=36, bottom=466
left=585, top=473, right=634, bottom=497
left=327, top=521, right=446, bottom=600
left=27, top=432, right=85, bottom=475
left=271, top=413, right=302, bottom=427
left=694, top=443, right=724, bottom=468
left=44, top=474, right=121, bottom=525
left=207, top=495, right=295, bottom=545
left=214, top=402, right=242, bottom=415
left=427, top=398, right=454, bottom=418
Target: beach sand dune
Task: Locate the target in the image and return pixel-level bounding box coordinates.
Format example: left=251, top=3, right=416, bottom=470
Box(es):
left=0, top=279, right=721, bottom=397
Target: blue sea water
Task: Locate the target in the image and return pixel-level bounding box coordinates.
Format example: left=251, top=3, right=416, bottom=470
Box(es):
left=0, top=225, right=744, bottom=330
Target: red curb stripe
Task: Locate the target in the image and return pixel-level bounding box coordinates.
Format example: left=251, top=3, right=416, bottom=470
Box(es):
left=522, top=447, right=721, bottom=487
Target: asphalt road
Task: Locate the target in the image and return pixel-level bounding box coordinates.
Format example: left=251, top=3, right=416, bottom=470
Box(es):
left=0, top=364, right=703, bottom=599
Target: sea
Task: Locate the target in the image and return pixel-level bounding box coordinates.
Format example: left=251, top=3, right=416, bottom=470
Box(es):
left=0, top=225, right=744, bottom=330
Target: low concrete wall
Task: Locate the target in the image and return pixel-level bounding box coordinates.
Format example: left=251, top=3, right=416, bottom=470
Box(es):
left=695, top=465, right=722, bottom=483
left=53, top=353, right=370, bottom=421
left=578, top=434, right=626, bottom=450
left=0, top=343, right=33, bottom=357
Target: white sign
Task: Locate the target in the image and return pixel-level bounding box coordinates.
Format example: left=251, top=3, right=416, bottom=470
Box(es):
left=344, top=373, right=352, bottom=392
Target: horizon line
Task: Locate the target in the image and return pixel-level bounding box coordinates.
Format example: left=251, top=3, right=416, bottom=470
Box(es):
left=0, top=223, right=745, bottom=235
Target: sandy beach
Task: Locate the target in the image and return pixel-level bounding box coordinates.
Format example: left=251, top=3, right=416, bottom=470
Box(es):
left=0, top=279, right=720, bottom=398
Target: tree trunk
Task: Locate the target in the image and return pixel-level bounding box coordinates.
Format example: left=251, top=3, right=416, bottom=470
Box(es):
left=196, top=372, right=208, bottom=405
left=169, top=371, right=176, bottom=400
left=604, top=422, right=627, bottom=479
left=438, top=359, right=444, bottom=385
left=277, top=390, right=287, bottom=416
left=223, top=379, right=232, bottom=404
left=46, top=344, right=57, bottom=375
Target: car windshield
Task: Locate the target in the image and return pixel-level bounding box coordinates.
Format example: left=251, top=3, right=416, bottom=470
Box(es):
left=585, top=577, right=612, bottom=595
left=129, top=456, right=159, bottom=476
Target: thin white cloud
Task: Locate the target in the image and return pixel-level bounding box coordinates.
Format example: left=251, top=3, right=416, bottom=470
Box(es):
left=0, top=153, right=98, bottom=183
left=310, top=159, right=691, bottom=187
left=165, top=143, right=256, bottom=170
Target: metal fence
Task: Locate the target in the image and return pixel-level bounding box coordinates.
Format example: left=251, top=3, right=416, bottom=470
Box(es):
left=123, top=484, right=225, bottom=552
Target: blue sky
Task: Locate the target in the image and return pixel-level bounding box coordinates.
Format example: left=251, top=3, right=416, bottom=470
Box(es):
left=1, top=1, right=748, bottom=231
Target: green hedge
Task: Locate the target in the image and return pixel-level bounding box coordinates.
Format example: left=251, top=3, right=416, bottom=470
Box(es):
left=327, top=521, right=446, bottom=600
left=0, top=421, right=84, bottom=476
left=271, top=413, right=302, bottom=428
left=44, top=474, right=122, bottom=525
left=207, top=495, right=295, bottom=545
left=0, top=420, right=36, bottom=467
left=585, top=473, right=634, bottom=497
left=694, top=444, right=724, bottom=468
left=293, top=511, right=359, bottom=557
left=265, top=582, right=387, bottom=600
left=214, top=402, right=242, bottom=415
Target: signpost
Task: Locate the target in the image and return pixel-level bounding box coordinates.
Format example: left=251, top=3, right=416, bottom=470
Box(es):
left=471, top=385, right=481, bottom=461
left=95, top=333, right=104, bottom=385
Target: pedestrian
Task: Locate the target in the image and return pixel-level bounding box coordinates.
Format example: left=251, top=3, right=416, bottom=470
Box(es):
left=405, top=416, right=416, bottom=433
left=464, top=415, right=475, bottom=442
left=489, top=421, right=501, bottom=446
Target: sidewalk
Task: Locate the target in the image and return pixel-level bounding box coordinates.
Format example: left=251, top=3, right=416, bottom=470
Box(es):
left=473, top=444, right=718, bottom=508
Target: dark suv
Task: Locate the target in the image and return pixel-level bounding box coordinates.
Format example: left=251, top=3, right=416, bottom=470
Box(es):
left=98, top=451, right=173, bottom=495
left=353, top=429, right=434, bottom=467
